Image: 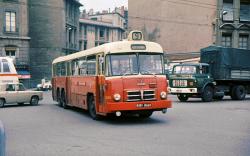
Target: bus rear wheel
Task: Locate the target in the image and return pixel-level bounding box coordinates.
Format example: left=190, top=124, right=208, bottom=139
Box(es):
left=177, top=94, right=189, bottom=102
left=61, top=91, right=68, bottom=109
left=88, top=95, right=101, bottom=120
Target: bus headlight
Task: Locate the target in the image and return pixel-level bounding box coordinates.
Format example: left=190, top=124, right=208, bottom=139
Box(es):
left=160, top=91, right=167, bottom=99
left=113, top=93, right=121, bottom=102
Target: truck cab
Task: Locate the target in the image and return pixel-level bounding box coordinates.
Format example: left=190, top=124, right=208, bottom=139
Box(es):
left=169, top=63, right=215, bottom=102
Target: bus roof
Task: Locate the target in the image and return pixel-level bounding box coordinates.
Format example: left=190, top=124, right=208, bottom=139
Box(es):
left=52, top=40, right=164, bottom=64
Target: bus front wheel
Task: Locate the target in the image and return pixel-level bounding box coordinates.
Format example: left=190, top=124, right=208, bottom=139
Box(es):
left=88, top=95, right=101, bottom=120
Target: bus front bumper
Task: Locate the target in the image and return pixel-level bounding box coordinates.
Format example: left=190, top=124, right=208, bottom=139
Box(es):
left=106, top=100, right=172, bottom=113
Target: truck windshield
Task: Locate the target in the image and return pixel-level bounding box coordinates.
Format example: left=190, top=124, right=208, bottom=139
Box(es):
left=107, top=53, right=164, bottom=76
left=173, top=65, right=197, bottom=74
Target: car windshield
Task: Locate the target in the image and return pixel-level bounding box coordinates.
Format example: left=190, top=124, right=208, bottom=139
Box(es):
left=107, top=53, right=164, bottom=76
left=173, top=65, right=197, bottom=74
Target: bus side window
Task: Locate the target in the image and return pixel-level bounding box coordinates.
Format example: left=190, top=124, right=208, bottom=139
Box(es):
left=61, top=62, right=66, bottom=76
left=56, top=63, right=61, bottom=76
left=71, top=59, right=79, bottom=76
left=67, top=62, right=71, bottom=76
left=78, top=57, right=87, bottom=76
left=98, top=54, right=104, bottom=75
left=87, top=55, right=96, bottom=75
left=2, top=59, right=10, bottom=73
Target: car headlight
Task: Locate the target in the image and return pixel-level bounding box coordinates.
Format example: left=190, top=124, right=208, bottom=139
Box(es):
left=113, top=93, right=121, bottom=102
left=160, top=91, right=167, bottom=99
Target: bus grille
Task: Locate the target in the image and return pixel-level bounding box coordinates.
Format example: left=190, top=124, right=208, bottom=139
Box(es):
left=127, top=90, right=156, bottom=102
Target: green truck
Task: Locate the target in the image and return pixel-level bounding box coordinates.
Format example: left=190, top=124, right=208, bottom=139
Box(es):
left=169, top=46, right=250, bottom=102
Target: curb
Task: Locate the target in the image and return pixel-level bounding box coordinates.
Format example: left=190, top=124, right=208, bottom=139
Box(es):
left=0, top=120, right=5, bottom=156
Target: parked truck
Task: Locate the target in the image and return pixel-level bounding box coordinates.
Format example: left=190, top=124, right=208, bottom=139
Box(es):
left=169, top=46, right=250, bottom=102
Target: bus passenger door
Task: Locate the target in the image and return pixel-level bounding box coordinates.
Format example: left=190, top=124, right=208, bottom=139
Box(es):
left=97, top=54, right=105, bottom=112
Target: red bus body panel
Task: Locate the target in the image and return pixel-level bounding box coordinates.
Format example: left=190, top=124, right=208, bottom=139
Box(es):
left=52, top=75, right=172, bottom=116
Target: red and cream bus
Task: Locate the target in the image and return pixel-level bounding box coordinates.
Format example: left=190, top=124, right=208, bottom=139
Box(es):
left=0, top=57, right=19, bottom=84
left=52, top=31, right=172, bottom=119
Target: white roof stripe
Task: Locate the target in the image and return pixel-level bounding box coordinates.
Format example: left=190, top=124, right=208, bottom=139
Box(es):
left=52, top=40, right=163, bottom=64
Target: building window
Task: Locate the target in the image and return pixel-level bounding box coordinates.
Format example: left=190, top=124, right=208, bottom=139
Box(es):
left=222, top=33, right=232, bottom=47
left=99, top=28, right=105, bottom=39
left=223, top=0, right=233, bottom=21
left=5, top=47, right=16, bottom=60
left=84, top=41, right=87, bottom=50
left=239, top=35, right=249, bottom=49
left=5, top=11, right=16, bottom=32
left=240, top=0, right=250, bottom=22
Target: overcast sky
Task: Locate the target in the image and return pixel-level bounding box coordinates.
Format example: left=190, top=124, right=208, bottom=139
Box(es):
left=79, top=0, right=128, bottom=12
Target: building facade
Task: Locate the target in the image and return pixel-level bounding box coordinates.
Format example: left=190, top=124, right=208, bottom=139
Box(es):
left=128, top=0, right=217, bottom=60
left=28, top=0, right=82, bottom=87
left=129, top=0, right=250, bottom=61
left=79, top=10, right=125, bottom=50
left=0, top=0, right=31, bottom=87
left=216, top=0, right=250, bottom=49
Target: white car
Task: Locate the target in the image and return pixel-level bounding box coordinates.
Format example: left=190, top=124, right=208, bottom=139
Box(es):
left=37, top=81, right=52, bottom=91
left=0, top=83, right=43, bottom=108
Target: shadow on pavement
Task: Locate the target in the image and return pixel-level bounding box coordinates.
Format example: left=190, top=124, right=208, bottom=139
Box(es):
left=58, top=104, right=169, bottom=125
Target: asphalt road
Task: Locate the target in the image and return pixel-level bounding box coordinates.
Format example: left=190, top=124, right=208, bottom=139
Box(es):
left=0, top=92, right=250, bottom=156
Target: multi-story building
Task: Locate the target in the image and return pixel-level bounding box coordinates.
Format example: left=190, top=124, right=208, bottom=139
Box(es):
left=79, top=9, right=125, bottom=50
left=29, top=0, right=82, bottom=87
left=129, top=0, right=250, bottom=61
left=216, top=0, right=250, bottom=49
left=0, top=0, right=31, bottom=87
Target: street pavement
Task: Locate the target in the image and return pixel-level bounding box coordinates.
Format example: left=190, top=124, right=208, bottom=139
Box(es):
left=0, top=91, right=249, bottom=156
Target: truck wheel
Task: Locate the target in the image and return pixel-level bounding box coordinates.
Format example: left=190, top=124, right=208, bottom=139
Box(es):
left=177, top=94, right=189, bottom=102
left=0, top=99, right=5, bottom=108
left=202, top=86, right=213, bottom=102
left=231, top=85, right=246, bottom=100
left=88, top=96, right=101, bottom=120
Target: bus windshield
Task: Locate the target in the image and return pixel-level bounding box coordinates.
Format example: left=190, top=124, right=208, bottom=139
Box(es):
left=173, top=65, right=197, bottom=74
left=108, top=53, right=164, bottom=76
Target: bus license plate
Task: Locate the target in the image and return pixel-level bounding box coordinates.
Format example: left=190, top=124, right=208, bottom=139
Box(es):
left=136, top=104, right=152, bottom=108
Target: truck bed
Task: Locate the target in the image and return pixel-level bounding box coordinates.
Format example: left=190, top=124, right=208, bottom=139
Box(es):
left=200, top=46, right=250, bottom=81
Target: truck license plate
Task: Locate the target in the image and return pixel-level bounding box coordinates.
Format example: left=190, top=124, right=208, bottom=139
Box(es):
left=173, top=80, right=187, bottom=87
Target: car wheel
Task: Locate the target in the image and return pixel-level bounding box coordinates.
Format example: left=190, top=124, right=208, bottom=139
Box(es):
left=177, top=94, right=189, bottom=102
left=0, top=99, right=5, bottom=108
left=202, top=86, right=213, bottom=102
left=88, top=96, right=101, bottom=120
left=30, top=96, right=39, bottom=106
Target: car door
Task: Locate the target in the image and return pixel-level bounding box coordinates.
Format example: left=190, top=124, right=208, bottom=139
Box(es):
left=16, top=84, right=29, bottom=103
left=5, top=84, right=18, bottom=103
